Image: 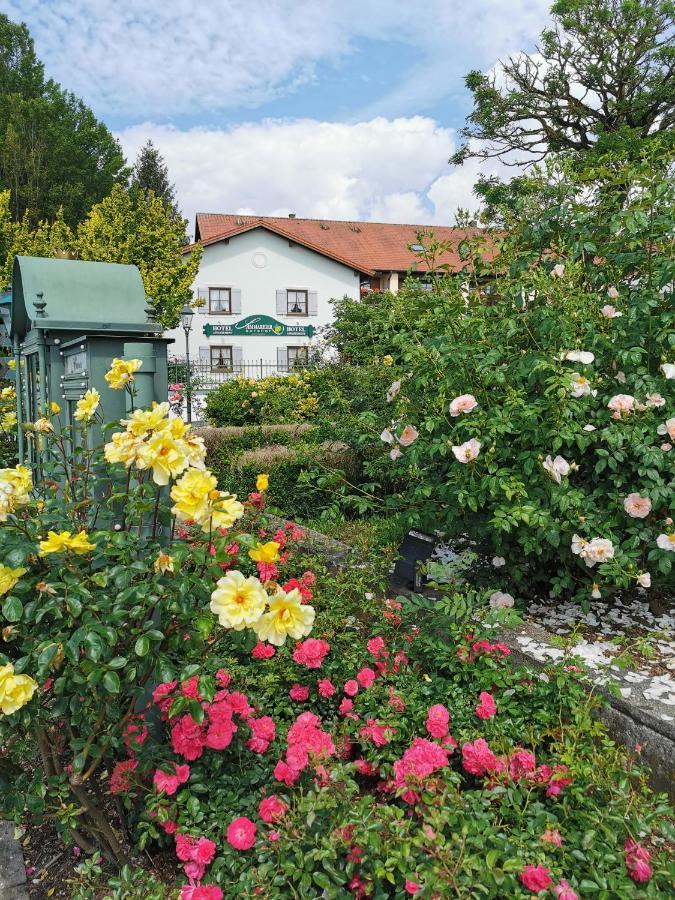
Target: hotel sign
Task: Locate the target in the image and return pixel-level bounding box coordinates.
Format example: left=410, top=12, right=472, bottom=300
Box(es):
left=203, top=315, right=315, bottom=338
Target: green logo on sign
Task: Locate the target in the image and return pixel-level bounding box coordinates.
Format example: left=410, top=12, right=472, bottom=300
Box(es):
left=203, top=315, right=315, bottom=338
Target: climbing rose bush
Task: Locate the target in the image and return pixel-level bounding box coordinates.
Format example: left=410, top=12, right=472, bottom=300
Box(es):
left=366, top=153, right=674, bottom=603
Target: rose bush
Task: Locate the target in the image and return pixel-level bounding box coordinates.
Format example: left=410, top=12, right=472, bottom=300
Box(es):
left=321, top=150, right=674, bottom=604
left=0, top=360, right=317, bottom=866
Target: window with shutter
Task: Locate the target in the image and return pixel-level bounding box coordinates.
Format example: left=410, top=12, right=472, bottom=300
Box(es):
left=276, top=346, right=288, bottom=371
left=308, top=291, right=318, bottom=315
left=276, top=290, right=286, bottom=315
left=208, top=287, right=231, bottom=314
left=198, top=346, right=210, bottom=364
left=232, top=346, right=243, bottom=373
left=210, top=346, right=233, bottom=372
left=286, top=289, right=308, bottom=316
left=231, top=289, right=242, bottom=314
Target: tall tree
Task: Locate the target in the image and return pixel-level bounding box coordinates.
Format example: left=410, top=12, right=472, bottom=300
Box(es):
left=453, top=0, right=675, bottom=168
left=76, top=185, right=202, bottom=327
left=0, top=14, right=127, bottom=227
left=130, top=140, right=179, bottom=214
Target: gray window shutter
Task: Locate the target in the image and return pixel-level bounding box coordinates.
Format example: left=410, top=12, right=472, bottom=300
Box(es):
left=199, top=346, right=210, bottom=364
left=308, top=291, right=318, bottom=315
left=277, top=345, right=288, bottom=371
left=197, top=287, right=208, bottom=310
left=232, top=346, right=243, bottom=373
left=231, top=289, right=242, bottom=314
left=276, top=289, right=286, bottom=315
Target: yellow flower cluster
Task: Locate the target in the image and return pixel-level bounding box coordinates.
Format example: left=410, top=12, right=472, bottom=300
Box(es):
left=104, top=401, right=207, bottom=487
left=0, top=464, right=32, bottom=522
left=210, top=572, right=314, bottom=645
left=74, top=388, right=100, bottom=422
left=38, top=530, right=96, bottom=557
left=0, top=662, right=38, bottom=716
left=0, top=564, right=27, bottom=595
left=105, top=358, right=142, bottom=390
left=0, top=386, right=17, bottom=434
left=170, top=468, right=243, bottom=532
left=249, top=540, right=280, bottom=563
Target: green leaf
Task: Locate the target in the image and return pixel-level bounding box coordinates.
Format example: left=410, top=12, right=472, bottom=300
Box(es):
left=103, top=671, right=121, bottom=693
left=134, top=635, right=150, bottom=657
left=84, top=632, right=104, bottom=662
left=2, top=596, right=23, bottom=622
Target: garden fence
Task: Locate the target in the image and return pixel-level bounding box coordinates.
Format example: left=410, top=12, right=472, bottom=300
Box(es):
left=167, top=358, right=314, bottom=393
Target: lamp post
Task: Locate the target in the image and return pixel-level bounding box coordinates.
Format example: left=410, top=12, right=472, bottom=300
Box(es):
left=180, top=302, right=194, bottom=423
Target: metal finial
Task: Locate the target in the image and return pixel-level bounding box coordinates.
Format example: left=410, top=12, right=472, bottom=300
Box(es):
left=34, top=292, right=47, bottom=317
left=145, top=296, right=157, bottom=323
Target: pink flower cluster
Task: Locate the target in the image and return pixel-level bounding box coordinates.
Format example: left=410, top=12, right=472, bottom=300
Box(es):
left=156, top=679, right=260, bottom=762
left=624, top=837, right=652, bottom=883
left=175, top=833, right=217, bottom=881
left=293, top=638, right=330, bottom=669
left=259, top=794, right=288, bottom=823
left=462, top=741, right=571, bottom=797
left=180, top=885, right=223, bottom=900
left=274, top=711, right=336, bottom=785
left=226, top=816, right=256, bottom=851
left=359, top=719, right=396, bottom=747
left=109, top=758, right=137, bottom=795
left=252, top=641, right=276, bottom=659
left=390, top=737, right=451, bottom=803
left=283, top=570, right=315, bottom=602
left=153, top=763, right=190, bottom=796
left=457, top=638, right=510, bottom=662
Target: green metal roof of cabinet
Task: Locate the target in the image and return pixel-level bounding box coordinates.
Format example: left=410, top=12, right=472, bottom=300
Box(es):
left=10, top=256, right=159, bottom=337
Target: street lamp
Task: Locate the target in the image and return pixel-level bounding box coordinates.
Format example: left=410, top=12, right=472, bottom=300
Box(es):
left=180, top=302, right=194, bottom=423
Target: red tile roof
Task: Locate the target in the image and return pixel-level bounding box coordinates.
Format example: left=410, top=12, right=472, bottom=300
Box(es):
left=193, top=213, right=492, bottom=275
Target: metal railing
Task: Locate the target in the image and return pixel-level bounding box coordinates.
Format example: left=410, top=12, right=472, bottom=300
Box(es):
left=167, top=359, right=313, bottom=391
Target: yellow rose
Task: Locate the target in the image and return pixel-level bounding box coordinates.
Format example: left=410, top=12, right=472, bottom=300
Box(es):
left=1, top=412, right=17, bottom=430
left=170, top=468, right=217, bottom=523
left=252, top=588, right=315, bottom=646
left=8, top=359, right=15, bottom=370
left=33, top=417, right=54, bottom=433
left=0, top=564, right=27, bottom=595
left=0, top=662, right=38, bottom=715
left=104, top=430, right=141, bottom=467
left=256, top=473, right=269, bottom=492
left=382, top=354, right=394, bottom=366
left=105, top=358, right=142, bottom=390
left=248, top=540, right=280, bottom=563
left=74, top=388, right=100, bottom=422
left=38, top=530, right=95, bottom=556
left=67, top=531, right=96, bottom=554
left=154, top=552, right=174, bottom=574
left=0, top=465, right=32, bottom=521
left=136, top=432, right=190, bottom=486
left=123, top=402, right=170, bottom=437
left=50, top=401, right=61, bottom=415
left=210, top=570, right=268, bottom=630
left=208, top=492, right=245, bottom=532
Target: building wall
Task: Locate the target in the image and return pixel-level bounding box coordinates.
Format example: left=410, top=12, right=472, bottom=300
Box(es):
left=164, top=228, right=361, bottom=366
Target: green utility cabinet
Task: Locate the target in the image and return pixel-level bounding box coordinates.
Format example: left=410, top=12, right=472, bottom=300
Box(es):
left=9, top=255, right=173, bottom=466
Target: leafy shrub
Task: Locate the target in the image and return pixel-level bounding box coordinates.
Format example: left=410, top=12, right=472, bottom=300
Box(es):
left=204, top=372, right=319, bottom=427
left=325, top=150, right=675, bottom=602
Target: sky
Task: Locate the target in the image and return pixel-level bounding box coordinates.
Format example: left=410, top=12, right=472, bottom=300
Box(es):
left=6, top=0, right=552, bottom=239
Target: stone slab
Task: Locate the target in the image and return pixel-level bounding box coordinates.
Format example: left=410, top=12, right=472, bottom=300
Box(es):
left=0, top=820, right=27, bottom=894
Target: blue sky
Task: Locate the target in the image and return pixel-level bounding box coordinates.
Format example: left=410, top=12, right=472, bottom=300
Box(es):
left=6, top=1, right=551, bottom=234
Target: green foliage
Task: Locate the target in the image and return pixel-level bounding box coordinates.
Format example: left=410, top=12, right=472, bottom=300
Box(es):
left=323, top=148, right=675, bottom=602
left=205, top=370, right=320, bottom=427
left=76, top=184, right=201, bottom=327
left=130, top=139, right=179, bottom=216
left=0, top=14, right=127, bottom=227
left=454, top=0, right=675, bottom=169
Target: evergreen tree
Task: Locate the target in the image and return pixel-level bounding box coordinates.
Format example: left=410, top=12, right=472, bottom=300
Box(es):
left=130, top=140, right=179, bottom=216
left=0, top=13, right=127, bottom=227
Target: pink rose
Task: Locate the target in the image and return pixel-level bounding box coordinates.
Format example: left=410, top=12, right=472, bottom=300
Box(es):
left=520, top=865, right=552, bottom=893
left=397, top=425, right=419, bottom=447
left=344, top=680, right=359, bottom=697
left=475, top=691, right=497, bottom=720
left=289, top=684, right=309, bottom=702
left=425, top=704, right=450, bottom=739
left=259, top=795, right=288, bottom=823
left=452, top=438, right=481, bottom=463
left=252, top=642, right=276, bottom=659
left=356, top=667, right=376, bottom=688
left=226, top=816, right=256, bottom=851
left=318, top=678, right=336, bottom=697
left=405, top=881, right=421, bottom=895
left=623, top=492, right=652, bottom=518
left=553, top=880, right=578, bottom=899
left=449, top=393, right=478, bottom=417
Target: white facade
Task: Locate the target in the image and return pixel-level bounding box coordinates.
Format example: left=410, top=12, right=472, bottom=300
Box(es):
left=164, top=227, right=361, bottom=370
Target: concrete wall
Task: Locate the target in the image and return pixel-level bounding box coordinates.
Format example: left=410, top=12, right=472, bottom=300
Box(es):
left=164, top=228, right=361, bottom=366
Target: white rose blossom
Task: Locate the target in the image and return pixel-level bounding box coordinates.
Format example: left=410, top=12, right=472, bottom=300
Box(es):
left=583, top=424, right=596, bottom=432
left=492, top=556, right=506, bottom=568
left=386, top=380, right=401, bottom=403
left=397, top=425, right=418, bottom=447
left=660, top=363, right=674, bottom=380
left=656, top=534, right=675, bottom=552
left=607, top=394, right=635, bottom=418
left=380, top=428, right=394, bottom=444
left=607, top=286, right=619, bottom=299
left=645, top=393, right=665, bottom=408
left=656, top=418, right=675, bottom=441
left=570, top=373, right=593, bottom=397
left=637, top=572, right=651, bottom=588
left=489, top=591, right=515, bottom=610
left=542, top=454, right=572, bottom=484
left=584, top=538, right=615, bottom=566
left=449, top=394, right=478, bottom=417
left=551, top=263, right=565, bottom=278
left=600, top=304, right=622, bottom=318
left=591, top=584, right=601, bottom=599
left=452, top=438, right=481, bottom=463
left=389, top=447, right=403, bottom=461
left=615, top=371, right=626, bottom=384
left=623, top=493, right=652, bottom=519
left=564, top=351, right=595, bottom=365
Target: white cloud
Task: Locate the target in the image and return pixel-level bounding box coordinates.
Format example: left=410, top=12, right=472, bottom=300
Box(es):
left=9, top=0, right=551, bottom=120
left=118, top=116, right=496, bottom=233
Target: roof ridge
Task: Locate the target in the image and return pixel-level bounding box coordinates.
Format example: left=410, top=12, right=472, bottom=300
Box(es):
left=195, top=212, right=478, bottom=231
